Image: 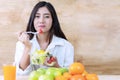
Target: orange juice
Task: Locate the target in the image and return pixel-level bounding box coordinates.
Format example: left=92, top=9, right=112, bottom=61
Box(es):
left=3, top=65, right=16, bottom=80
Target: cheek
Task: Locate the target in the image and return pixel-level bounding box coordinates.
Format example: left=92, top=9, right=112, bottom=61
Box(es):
left=48, top=20, right=52, bottom=27
left=48, top=22, right=52, bottom=30
left=49, top=21, right=52, bottom=27
left=33, top=19, right=38, bottom=25
left=33, top=21, right=37, bottom=30
left=33, top=19, right=37, bottom=25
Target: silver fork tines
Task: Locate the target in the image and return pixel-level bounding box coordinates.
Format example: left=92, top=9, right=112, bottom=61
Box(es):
left=25, top=31, right=39, bottom=35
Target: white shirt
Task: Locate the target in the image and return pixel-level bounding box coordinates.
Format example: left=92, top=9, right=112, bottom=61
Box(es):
left=14, top=35, right=74, bottom=75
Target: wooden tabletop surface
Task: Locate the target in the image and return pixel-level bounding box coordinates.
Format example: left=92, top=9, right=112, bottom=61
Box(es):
left=0, top=75, right=120, bottom=80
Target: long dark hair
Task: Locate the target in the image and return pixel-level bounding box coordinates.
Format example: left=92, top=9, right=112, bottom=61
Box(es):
left=26, top=1, right=67, bottom=41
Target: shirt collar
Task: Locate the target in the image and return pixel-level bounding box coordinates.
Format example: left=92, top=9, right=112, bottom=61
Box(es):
left=47, top=35, right=65, bottom=52
left=31, top=35, right=64, bottom=49
left=50, top=35, right=64, bottom=46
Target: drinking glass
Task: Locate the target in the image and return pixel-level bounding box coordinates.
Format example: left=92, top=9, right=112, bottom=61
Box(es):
left=3, top=63, right=16, bottom=80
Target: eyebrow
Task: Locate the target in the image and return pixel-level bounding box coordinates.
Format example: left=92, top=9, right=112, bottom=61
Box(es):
left=36, top=13, right=51, bottom=15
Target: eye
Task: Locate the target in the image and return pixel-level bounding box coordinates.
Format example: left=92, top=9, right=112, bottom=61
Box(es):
left=44, top=15, right=50, bottom=18
left=35, top=15, right=40, bottom=18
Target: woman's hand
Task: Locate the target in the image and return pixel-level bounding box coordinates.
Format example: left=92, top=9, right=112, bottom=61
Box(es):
left=18, top=31, right=31, bottom=48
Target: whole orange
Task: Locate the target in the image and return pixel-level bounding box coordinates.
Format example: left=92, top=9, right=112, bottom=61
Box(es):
left=55, top=75, right=67, bottom=80
left=70, top=74, right=86, bottom=80
left=69, top=62, right=85, bottom=75
left=82, top=70, right=88, bottom=77
left=86, top=74, right=98, bottom=80
left=63, top=72, right=72, bottom=80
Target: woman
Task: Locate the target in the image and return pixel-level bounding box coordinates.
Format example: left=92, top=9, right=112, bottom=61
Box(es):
left=14, top=1, right=74, bottom=75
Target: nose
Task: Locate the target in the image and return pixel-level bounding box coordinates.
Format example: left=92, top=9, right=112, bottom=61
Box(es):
left=39, top=16, right=44, bottom=23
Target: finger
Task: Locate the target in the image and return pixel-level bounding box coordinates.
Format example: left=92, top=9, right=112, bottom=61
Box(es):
left=17, top=31, right=25, bottom=40
left=18, top=31, right=25, bottom=37
left=26, top=34, right=30, bottom=40
left=18, top=32, right=29, bottom=42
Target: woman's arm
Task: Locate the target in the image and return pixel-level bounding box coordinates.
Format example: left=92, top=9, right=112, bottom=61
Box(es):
left=19, top=47, right=31, bottom=70
left=18, top=32, right=32, bottom=70
left=14, top=32, right=33, bottom=75
left=14, top=41, right=33, bottom=75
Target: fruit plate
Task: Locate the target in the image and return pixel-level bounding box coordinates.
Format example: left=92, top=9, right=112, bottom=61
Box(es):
left=31, top=49, right=49, bottom=65
left=31, top=49, right=56, bottom=66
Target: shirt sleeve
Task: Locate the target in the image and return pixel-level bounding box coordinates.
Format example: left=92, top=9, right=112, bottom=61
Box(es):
left=14, top=41, right=33, bottom=75
left=63, top=42, right=74, bottom=68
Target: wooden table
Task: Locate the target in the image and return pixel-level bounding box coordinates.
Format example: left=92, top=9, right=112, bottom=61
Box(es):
left=0, top=75, right=120, bottom=80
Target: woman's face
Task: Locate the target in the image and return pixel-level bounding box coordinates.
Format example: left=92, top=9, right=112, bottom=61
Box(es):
left=34, top=7, right=52, bottom=33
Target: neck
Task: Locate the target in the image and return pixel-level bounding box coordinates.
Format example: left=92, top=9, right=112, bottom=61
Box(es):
left=36, top=33, right=50, bottom=50
left=37, top=33, right=49, bottom=43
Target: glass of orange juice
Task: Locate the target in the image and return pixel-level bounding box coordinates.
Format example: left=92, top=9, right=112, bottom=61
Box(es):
left=3, top=63, right=16, bottom=80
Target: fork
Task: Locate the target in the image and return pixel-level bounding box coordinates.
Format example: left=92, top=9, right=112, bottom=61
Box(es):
left=25, top=28, right=43, bottom=35
left=25, top=31, right=39, bottom=35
